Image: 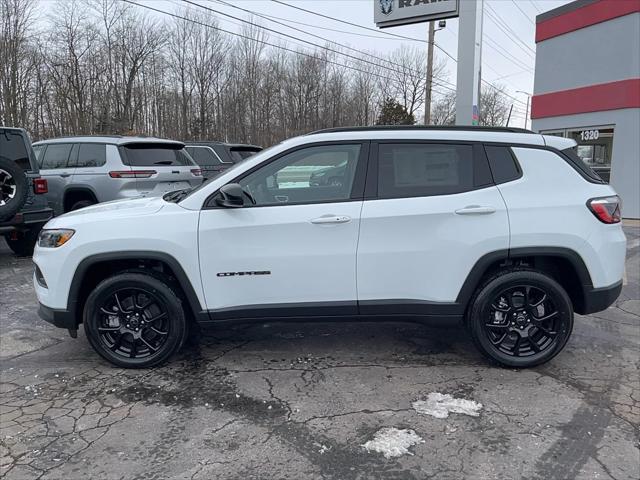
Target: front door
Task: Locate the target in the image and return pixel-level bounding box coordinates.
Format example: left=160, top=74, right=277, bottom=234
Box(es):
left=198, top=142, right=368, bottom=319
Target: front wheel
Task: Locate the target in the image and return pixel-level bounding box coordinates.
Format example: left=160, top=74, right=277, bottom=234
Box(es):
left=467, top=270, right=574, bottom=368
left=83, top=272, right=186, bottom=368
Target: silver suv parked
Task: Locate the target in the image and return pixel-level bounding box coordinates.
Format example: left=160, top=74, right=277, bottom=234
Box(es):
left=32, top=136, right=203, bottom=215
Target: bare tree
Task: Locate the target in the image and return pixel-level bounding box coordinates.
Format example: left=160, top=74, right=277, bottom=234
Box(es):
left=480, top=84, right=511, bottom=127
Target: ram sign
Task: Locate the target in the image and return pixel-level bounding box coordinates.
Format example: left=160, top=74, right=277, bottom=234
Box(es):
left=374, top=0, right=460, bottom=28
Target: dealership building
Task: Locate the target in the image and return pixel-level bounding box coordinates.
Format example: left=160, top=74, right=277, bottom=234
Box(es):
left=531, top=0, right=640, bottom=218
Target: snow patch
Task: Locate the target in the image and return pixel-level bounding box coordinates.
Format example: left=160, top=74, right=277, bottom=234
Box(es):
left=362, top=427, right=424, bottom=458
left=412, top=392, right=483, bottom=419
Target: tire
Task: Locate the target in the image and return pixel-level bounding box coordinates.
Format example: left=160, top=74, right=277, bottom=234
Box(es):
left=5, top=228, right=40, bottom=257
left=83, top=272, right=187, bottom=368
left=0, top=157, right=28, bottom=222
left=69, top=199, right=96, bottom=211
left=466, top=269, right=574, bottom=368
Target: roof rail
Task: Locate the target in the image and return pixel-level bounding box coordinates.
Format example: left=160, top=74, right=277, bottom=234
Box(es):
left=308, top=125, right=535, bottom=135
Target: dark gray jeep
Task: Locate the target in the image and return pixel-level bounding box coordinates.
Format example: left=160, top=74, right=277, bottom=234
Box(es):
left=0, top=127, right=53, bottom=256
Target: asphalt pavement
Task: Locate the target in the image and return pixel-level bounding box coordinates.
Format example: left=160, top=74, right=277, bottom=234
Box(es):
left=1, top=227, right=638, bottom=480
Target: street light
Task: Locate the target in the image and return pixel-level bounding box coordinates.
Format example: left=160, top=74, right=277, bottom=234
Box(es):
left=516, top=90, right=532, bottom=130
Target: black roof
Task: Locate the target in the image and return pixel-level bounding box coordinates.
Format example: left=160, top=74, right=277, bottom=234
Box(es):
left=307, top=125, right=535, bottom=135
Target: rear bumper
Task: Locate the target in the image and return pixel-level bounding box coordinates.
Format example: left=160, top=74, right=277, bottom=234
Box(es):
left=38, top=303, right=76, bottom=330
left=0, top=208, right=53, bottom=233
left=580, top=280, right=623, bottom=314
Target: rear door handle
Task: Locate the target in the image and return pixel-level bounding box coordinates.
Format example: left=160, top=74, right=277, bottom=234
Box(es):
left=310, top=215, right=351, bottom=225
left=60, top=173, right=71, bottom=178
left=455, top=205, right=496, bottom=215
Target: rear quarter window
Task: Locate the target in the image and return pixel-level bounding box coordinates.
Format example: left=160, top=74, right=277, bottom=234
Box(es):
left=121, top=143, right=193, bottom=167
left=484, top=145, right=522, bottom=184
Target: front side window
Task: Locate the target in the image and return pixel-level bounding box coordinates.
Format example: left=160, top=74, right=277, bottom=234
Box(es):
left=122, top=143, right=193, bottom=166
left=238, top=144, right=361, bottom=206
left=76, top=144, right=107, bottom=168
left=377, top=143, right=479, bottom=198
left=41, top=144, right=73, bottom=170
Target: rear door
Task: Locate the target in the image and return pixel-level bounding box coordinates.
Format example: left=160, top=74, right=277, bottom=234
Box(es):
left=356, top=141, right=509, bottom=314
left=38, top=143, right=76, bottom=215
left=119, top=142, right=202, bottom=196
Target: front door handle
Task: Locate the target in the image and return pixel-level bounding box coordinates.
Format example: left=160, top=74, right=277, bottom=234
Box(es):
left=455, top=205, right=496, bottom=215
left=310, top=215, right=351, bottom=225
left=60, top=173, right=71, bottom=178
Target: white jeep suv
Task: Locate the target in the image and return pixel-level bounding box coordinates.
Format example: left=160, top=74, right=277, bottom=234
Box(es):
left=33, top=127, right=626, bottom=368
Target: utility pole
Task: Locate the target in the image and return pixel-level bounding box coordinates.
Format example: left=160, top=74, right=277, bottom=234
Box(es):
left=506, top=104, right=513, bottom=127
left=424, top=21, right=435, bottom=125
left=516, top=90, right=532, bottom=129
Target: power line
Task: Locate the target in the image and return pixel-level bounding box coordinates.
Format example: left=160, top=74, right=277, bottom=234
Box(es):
left=485, top=3, right=536, bottom=56
left=182, top=0, right=457, bottom=92
left=122, top=0, right=455, bottom=98
left=270, top=0, right=529, bottom=107
left=511, top=0, right=536, bottom=24
left=270, top=0, right=458, bottom=63
left=207, top=0, right=456, bottom=92
left=483, top=36, right=534, bottom=73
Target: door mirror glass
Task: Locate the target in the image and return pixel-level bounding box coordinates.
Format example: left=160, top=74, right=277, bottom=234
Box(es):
left=216, top=183, right=245, bottom=208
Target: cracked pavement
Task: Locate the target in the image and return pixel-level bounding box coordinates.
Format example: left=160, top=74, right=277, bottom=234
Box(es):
left=1, top=227, right=639, bottom=479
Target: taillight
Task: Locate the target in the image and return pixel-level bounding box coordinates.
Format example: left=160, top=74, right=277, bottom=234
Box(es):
left=587, top=195, right=621, bottom=224
left=33, top=178, right=48, bottom=194
left=191, top=168, right=202, bottom=177
left=109, top=170, right=157, bottom=179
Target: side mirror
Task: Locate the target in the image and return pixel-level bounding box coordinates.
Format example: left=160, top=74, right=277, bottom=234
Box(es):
left=215, top=183, right=245, bottom=208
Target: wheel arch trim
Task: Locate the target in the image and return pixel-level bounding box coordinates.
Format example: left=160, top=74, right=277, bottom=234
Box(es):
left=67, top=251, right=207, bottom=325
left=456, top=246, right=593, bottom=308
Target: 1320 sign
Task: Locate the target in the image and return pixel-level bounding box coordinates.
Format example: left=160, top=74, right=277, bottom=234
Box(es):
left=580, top=129, right=600, bottom=141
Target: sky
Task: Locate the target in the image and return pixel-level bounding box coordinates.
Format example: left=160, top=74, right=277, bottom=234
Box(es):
left=39, top=0, right=574, bottom=127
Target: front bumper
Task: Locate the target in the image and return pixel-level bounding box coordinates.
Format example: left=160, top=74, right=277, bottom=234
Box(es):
left=38, top=303, right=76, bottom=330
left=580, top=280, right=623, bottom=314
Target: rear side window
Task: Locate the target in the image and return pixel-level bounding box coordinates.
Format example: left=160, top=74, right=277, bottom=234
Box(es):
left=484, top=145, right=522, bottom=184
left=76, top=144, right=106, bottom=168
left=186, top=146, right=222, bottom=166
left=122, top=143, right=193, bottom=167
left=377, top=143, right=488, bottom=198
left=41, top=143, right=73, bottom=169
left=0, top=130, right=32, bottom=171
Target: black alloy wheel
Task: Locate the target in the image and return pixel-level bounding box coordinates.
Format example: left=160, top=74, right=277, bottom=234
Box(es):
left=468, top=270, right=573, bottom=368
left=84, top=272, right=187, bottom=368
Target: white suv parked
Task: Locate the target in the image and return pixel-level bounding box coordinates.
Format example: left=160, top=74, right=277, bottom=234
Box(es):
left=33, top=127, right=626, bottom=368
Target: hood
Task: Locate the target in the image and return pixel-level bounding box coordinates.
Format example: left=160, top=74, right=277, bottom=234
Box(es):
left=46, top=196, right=167, bottom=228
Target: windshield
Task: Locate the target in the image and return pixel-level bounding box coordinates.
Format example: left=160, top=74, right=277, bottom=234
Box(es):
left=178, top=142, right=282, bottom=202
left=122, top=143, right=194, bottom=166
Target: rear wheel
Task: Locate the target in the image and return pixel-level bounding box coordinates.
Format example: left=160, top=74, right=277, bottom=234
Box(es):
left=467, top=270, right=574, bottom=368
left=83, top=272, right=186, bottom=368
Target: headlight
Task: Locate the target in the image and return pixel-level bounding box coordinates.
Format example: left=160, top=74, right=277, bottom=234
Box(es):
left=38, top=229, right=75, bottom=248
